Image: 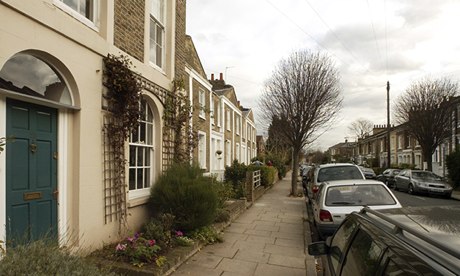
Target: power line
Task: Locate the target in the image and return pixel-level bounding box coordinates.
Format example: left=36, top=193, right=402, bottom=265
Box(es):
left=265, top=0, right=372, bottom=74
left=366, top=0, right=384, bottom=71
left=302, top=0, right=363, bottom=71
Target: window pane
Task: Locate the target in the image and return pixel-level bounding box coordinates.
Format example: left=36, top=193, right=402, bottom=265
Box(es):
left=140, top=122, right=146, bottom=143
left=63, top=0, right=78, bottom=10
left=145, top=148, right=151, bottom=166
left=129, top=146, right=136, bottom=166
left=147, top=124, right=153, bottom=144
left=0, top=53, right=72, bottom=105
left=137, top=147, right=144, bottom=166
left=330, top=219, right=357, bottom=273
left=137, top=169, right=143, bottom=189
left=129, top=168, right=136, bottom=190
left=131, top=126, right=139, bottom=143
left=341, top=230, right=383, bottom=276
left=144, top=169, right=150, bottom=188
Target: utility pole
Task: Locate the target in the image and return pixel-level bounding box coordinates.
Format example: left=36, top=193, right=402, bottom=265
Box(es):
left=386, top=81, right=391, bottom=168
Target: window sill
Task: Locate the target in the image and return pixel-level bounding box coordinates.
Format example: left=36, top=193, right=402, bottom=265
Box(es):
left=199, top=114, right=206, bottom=120
left=128, top=195, right=150, bottom=208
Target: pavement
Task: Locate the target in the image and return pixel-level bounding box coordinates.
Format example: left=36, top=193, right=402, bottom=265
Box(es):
left=170, top=171, right=317, bottom=276
left=452, top=190, right=460, bottom=201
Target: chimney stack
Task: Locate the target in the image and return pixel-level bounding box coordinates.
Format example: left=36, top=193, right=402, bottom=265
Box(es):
left=220, top=73, right=223, bottom=80
left=211, top=73, right=214, bottom=81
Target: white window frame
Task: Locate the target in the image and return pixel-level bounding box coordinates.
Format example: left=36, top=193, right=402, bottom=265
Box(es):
left=210, top=97, right=214, bottom=125
left=129, top=99, right=155, bottom=199
left=217, top=100, right=221, bottom=127
left=149, top=0, right=165, bottom=69
left=54, top=0, right=100, bottom=29
left=226, top=109, right=231, bottom=131
left=198, top=131, right=207, bottom=169
left=236, top=143, right=240, bottom=161
left=225, top=140, right=231, bottom=166
left=236, top=116, right=240, bottom=135
left=199, top=89, right=206, bottom=119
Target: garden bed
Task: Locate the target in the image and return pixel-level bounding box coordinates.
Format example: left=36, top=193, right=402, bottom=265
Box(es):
left=90, top=199, right=247, bottom=276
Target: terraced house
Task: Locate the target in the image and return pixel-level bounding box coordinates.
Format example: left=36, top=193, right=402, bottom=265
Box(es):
left=0, top=0, right=258, bottom=252
left=352, top=97, right=460, bottom=176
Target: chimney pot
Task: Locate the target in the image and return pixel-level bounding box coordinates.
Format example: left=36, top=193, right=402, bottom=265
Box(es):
left=211, top=73, right=214, bottom=81
left=220, top=73, right=223, bottom=80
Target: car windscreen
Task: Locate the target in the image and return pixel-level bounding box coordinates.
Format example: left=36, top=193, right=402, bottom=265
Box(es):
left=412, top=171, right=441, bottom=181
left=317, top=166, right=364, bottom=182
left=326, top=184, right=397, bottom=206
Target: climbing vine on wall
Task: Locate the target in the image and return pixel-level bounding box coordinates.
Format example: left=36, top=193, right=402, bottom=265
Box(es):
left=163, top=79, right=198, bottom=164
left=103, top=54, right=141, bottom=232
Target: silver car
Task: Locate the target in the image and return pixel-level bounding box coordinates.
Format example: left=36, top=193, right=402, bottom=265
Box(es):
left=394, top=169, right=453, bottom=198
left=311, top=179, right=402, bottom=238
left=305, top=163, right=365, bottom=202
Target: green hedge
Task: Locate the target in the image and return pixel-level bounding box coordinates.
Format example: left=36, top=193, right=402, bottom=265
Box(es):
left=149, top=163, right=219, bottom=231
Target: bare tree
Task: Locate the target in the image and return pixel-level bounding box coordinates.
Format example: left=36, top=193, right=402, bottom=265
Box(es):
left=259, top=50, right=342, bottom=196
left=348, top=118, right=373, bottom=139
left=394, top=77, right=458, bottom=171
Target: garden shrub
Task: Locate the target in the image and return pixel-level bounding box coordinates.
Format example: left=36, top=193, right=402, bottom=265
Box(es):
left=214, top=208, right=231, bottom=223
left=143, top=213, right=175, bottom=249
left=149, top=163, right=219, bottom=231
left=224, top=160, right=247, bottom=198
left=266, top=166, right=277, bottom=185
left=446, top=149, right=460, bottom=188
left=213, top=181, right=236, bottom=208
left=0, top=239, right=114, bottom=276
left=189, top=226, right=223, bottom=245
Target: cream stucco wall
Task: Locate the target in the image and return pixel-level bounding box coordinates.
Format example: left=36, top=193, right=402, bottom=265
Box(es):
left=0, top=1, right=171, bottom=251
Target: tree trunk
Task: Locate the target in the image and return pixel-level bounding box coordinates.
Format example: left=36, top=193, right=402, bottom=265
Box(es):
left=291, top=150, right=300, bottom=196
left=423, top=148, right=433, bottom=171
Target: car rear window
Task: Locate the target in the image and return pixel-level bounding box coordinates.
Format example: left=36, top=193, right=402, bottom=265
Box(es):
left=326, top=185, right=397, bottom=206
left=317, top=166, right=364, bottom=182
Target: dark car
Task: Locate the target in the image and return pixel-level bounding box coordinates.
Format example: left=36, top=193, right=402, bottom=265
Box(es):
left=394, top=169, right=453, bottom=198
left=376, top=168, right=400, bottom=188
left=358, top=166, right=376, bottom=179
left=308, top=206, right=460, bottom=275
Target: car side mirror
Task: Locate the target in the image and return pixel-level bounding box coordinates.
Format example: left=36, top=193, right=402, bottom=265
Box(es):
left=308, top=241, right=329, bottom=256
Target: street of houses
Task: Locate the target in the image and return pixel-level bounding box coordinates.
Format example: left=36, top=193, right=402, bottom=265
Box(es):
left=328, top=99, right=460, bottom=177
left=0, top=1, right=257, bottom=251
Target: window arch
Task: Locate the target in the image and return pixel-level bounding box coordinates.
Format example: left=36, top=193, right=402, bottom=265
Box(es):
left=129, top=98, right=155, bottom=199
left=0, top=53, right=73, bottom=106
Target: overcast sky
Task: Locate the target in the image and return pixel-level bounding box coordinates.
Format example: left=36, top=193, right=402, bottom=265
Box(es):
left=186, top=0, right=460, bottom=151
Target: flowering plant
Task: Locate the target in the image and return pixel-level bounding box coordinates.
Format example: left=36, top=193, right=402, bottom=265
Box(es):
left=115, top=233, right=163, bottom=267
left=173, top=230, right=194, bottom=246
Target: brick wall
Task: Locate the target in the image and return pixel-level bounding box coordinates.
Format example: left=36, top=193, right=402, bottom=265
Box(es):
left=175, top=0, right=187, bottom=83
left=114, top=0, right=144, bottom=62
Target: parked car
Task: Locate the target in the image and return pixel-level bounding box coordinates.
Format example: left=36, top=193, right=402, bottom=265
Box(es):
left=308, top=206, right=460, bottom=275
left=305, top=163, right=365, bottom=202
left=300, top=165, right=312, bottom=194
left=376, top=168, right=400, bottom=188
left=311, top=179, right=401, bottom=238
left=394, top=169, right=453, bottom=198
left=358, top=166, right=376, bottom=179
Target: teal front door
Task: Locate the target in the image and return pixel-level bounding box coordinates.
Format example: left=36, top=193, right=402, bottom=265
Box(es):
left=6, top=99, right=58, bottom=243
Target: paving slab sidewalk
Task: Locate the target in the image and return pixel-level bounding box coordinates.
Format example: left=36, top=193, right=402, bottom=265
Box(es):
left=169, top=171, right=316, bottom=276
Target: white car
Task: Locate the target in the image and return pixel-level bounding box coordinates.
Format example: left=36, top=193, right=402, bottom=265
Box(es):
left=312, top=179, right=402, bottom=238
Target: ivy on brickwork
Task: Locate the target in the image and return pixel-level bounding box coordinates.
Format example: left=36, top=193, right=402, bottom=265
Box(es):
left=163, top=79, right=198, bottom=164
left=102, top=54, right=142, bottom=232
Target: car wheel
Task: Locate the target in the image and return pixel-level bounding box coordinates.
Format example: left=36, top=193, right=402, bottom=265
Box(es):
left=393, top=183, right=398, bottom=191
left=444, top=193, right=452, bottom=199
left=408, top=184, right=415, bottom=195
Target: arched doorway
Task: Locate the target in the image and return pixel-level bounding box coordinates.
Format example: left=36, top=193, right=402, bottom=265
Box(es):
left=0, top=51, right=77, bottom=243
